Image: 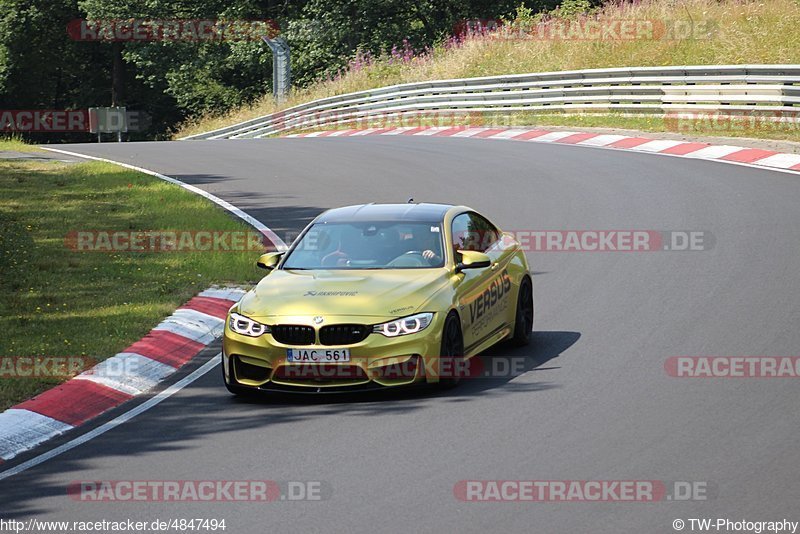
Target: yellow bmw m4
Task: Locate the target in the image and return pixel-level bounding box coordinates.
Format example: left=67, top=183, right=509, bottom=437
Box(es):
left=222, top=203, right=533, bottom=394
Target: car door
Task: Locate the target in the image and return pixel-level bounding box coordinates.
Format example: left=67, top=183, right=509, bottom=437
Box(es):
left=451, top=212, right=511, bottom=353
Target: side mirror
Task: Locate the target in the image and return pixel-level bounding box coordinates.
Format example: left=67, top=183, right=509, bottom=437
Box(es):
left=256, top=251, right=284, bottom=270
left=455, top=250, right=491, bottom=273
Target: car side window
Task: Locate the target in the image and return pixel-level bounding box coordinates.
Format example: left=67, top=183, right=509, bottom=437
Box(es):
left=451, top=214, right=471, bottom=257
left=451, top=212, right=500, bottom=254
left=468, top=213, right=500, bottom=252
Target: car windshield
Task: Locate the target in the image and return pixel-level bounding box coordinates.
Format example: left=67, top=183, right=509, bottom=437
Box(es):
left=282, top=221, right=445, bottom=270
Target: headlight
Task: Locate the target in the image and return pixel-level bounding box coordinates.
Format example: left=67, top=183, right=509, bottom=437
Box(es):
left=373, top=312, right=434, bottom=337
left=228, top=312, right=270, bottom=337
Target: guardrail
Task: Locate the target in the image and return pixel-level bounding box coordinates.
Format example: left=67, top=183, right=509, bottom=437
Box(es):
left=181, top=65, right=800, bottom=140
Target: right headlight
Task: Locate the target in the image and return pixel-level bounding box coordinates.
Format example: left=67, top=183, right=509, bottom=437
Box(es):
left=228, top=312, right=270, bottom=337
left=373, top=312, right=434, bottom=337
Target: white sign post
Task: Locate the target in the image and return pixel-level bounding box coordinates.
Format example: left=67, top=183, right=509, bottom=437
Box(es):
left=89, top=107, right=128, bottom=142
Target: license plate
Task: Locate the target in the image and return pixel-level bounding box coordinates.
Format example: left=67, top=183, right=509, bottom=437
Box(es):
left=287, top=348, right=351, bottom=363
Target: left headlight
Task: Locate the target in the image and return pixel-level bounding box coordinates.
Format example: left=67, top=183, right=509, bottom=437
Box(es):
left=373, top=312, right=434, bottom=337
left=228, top=312, right=270, bottom=337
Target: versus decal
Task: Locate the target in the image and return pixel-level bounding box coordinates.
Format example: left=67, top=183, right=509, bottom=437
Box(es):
left=468, top=269, right=512, bottom=324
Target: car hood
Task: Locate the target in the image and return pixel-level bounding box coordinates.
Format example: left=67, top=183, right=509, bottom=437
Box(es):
left=237, top=268, right=450, bottom=320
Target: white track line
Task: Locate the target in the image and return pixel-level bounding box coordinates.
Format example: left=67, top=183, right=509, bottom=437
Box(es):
left=0, top=356, right=221, bottom=482
left=41, top=147, right=287, bottom=251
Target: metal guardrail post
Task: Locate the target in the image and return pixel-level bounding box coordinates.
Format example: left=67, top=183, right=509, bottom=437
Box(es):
left=262, top=37, right=291, bottom=104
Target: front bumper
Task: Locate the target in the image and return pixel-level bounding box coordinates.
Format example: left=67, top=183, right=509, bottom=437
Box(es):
left=222, top=314, right=446, bottom=391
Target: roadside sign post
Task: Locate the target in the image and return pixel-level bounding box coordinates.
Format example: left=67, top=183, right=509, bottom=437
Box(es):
left=262, top=37, right=291, bottom=103
left=89, top=107, right=127, bottom=142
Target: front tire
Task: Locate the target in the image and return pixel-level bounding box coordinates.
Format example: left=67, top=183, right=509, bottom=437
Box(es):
left=512, top=275, right=534, bottom=346
left=438, top=312, right=465, bottom=389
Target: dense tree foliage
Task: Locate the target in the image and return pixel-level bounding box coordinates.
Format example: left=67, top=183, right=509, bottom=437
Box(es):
left=0, top=0, right=562, bottom=139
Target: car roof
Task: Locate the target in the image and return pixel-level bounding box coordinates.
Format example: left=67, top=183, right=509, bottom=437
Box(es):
left=315, top=203, right=456, bottom=223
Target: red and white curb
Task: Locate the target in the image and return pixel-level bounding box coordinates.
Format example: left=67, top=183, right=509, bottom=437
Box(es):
left=0, top=287, right=245, bottom=463
left=286, top=127, right=800, bottom=174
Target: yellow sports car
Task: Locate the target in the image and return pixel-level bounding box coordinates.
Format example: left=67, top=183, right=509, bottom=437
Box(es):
left=222, top=203, right=533, bottom=394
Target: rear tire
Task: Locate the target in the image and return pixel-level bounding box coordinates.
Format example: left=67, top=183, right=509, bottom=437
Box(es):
left=512, top=275, right=534, bottom=346
left=438, top=312, right=465, bottom=389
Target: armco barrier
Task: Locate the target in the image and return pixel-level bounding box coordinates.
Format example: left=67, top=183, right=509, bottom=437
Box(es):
left=181, top=65, right=800, bottom=140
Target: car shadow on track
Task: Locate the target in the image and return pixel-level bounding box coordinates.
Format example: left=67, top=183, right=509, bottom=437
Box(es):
left=230, top=330, right=580, bottom=405
left=0, top=331, right=578, bottom=516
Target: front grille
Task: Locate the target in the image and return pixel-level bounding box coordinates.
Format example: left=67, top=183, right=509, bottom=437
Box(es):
left=271, top=325, right=315, bottom=345
left=319, top=324, right=371, bottom=345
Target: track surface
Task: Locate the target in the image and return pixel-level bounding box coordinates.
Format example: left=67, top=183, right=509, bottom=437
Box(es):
left=3, top=137, right=799, bottom=533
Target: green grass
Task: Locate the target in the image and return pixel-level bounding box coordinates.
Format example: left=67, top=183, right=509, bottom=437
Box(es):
left=0, top=136, right=42, bottom=152
left=176, top=0, right=800, bottom=143
left=0, top=159, right=263, bottom=410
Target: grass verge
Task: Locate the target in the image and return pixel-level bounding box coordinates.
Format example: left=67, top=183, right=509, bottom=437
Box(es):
left=0, top=136, right=43, bottom=153
left=0, top=159, right=262, bottom=410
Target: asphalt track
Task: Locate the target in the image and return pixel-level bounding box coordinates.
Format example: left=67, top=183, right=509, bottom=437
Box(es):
left=2, top=136, right=799, bottom=533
